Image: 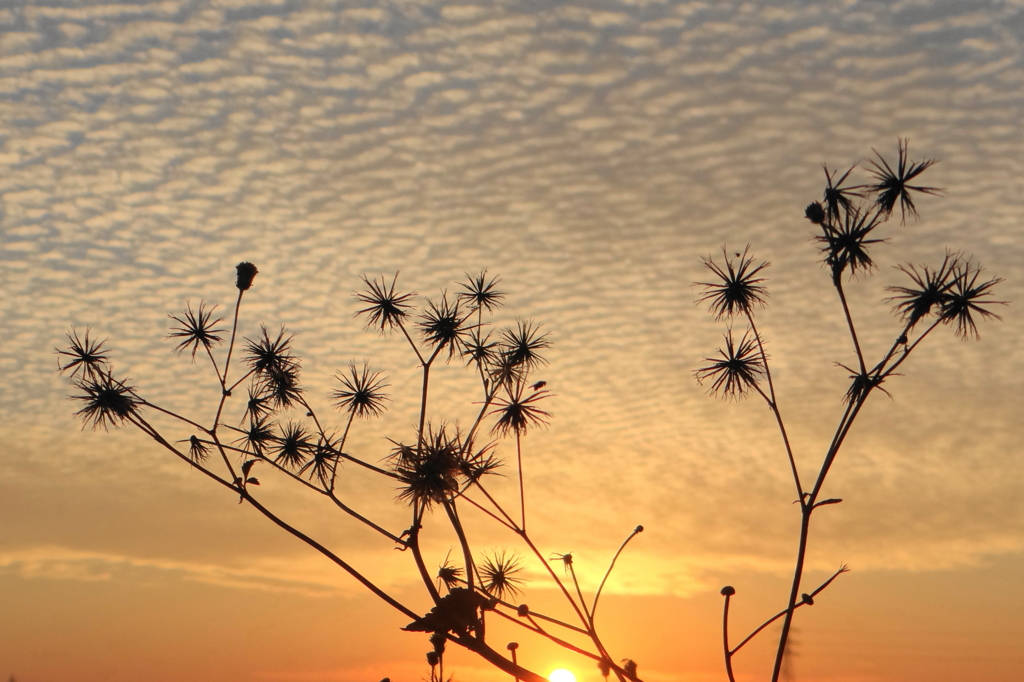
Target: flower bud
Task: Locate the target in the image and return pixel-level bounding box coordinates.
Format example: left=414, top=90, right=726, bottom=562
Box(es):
left=720, top=585, right=735, bottom=596
left=506, top=642, right=519, bottom=651
left=805, top=201, right=825, bottom=224
left=517, top=603, right=529, bottom=617
left=236, top=262, right=259, bottom=291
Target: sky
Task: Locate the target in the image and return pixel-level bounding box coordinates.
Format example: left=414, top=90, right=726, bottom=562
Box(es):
left=1, top=0, right=1023, bottom=680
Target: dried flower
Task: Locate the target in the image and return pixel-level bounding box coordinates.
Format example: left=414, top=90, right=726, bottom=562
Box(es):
left=489, top=383, right=552, bottom=437
left=418, top=292, right=470, bottom=359
left=480, top=551, right=525, bottom=600
left=457, top=269, right=505, bottom=312
left=821, top=164, right=861, bottom=223
left=186, top=435, right=211, bottom=463
left=461, top=329, right=500, bottom=369
left=499, top=319, right=549, bottom=375
left=243, top=385, right=274, bottom=423
left=272, top=421, right=312, bottom=469
left=236, top=262, right=259, bottom=291
left=245, top=327, right=303, bottom=408
left=695, top=330, right=765, bottom=399
left=817, top=206, right=885, bottom=282
left=169, top=301, right=225, bottom=360
left=458, top=438, right=502, bottom=484
left=71, top=371, right=140, bottom=430
left=298, top=434, right=340, bottom=486
left=865, top=139, right=941, bottom=223
left=355, top=273, right=416, bottom=334
left=696, top=246, right=769, bottom=320
left=233, top=415, right=275, bottom=456
left=887, top=253, right=960, bottom=328
left=437, top=555, right=464, bottom=592
left=837, top=364, right=891, bottom=404
left=57, top=328, right=109, bottom=379
left=940, top=259, right=1005, bottom=339
left=392, top=424, right=462, bottom=509
left=331, top=363, right=389, bottom=419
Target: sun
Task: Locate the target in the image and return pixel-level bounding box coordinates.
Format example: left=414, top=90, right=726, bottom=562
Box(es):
left=549, top=669, right=576, bottom=682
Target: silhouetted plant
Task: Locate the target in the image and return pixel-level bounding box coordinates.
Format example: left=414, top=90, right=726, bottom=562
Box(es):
left=698, top=140, right=1003, bottom=682
left=58, top=264, right=644, bottom=682
left=56, top=141, right=1002, bottom=682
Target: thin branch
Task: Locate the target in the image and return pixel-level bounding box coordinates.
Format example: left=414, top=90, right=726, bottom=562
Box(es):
left=732, top=565, right=849, bottom=655
left=591, top=525, right=643, bottom=621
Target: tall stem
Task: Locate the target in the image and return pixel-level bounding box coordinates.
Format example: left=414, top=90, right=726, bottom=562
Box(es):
left=771, top=506, right=811, bottom=682
left=516, top=431, right=526, bottom=531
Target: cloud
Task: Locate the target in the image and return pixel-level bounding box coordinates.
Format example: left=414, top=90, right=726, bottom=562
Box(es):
left=2, top=0, right=1023, bottom=612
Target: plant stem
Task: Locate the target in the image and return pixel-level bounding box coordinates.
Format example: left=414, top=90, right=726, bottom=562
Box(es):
left=834, top=279, right=867, bottom=375
left=722, top=592, right=736, bottom=682
left=516, top=431, right=526, bottom=531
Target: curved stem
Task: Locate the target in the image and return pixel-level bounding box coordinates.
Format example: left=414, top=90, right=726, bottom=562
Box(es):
left=591, top=526, right=643, bottom=621
left=723, top=592, right=736, bottom=682
left=732, top=564, right=848, bottom=655
left=746, top=313, right=803, bottom=501
left=443, top=499, right=475, bottom=592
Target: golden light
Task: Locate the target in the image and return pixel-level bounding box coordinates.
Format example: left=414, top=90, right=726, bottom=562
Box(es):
left=549, top=669, right=576, bottom=682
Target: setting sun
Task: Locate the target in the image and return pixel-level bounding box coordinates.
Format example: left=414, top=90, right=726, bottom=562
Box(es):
left=549, top=669, right=577, bottom=682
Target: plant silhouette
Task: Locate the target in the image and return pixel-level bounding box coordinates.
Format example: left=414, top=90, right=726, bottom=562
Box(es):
left=698, top=139, right=1003, bottom=682
left=59, top=265, right=644, bottom=682
left=56, top=140, right=1003, bottom=682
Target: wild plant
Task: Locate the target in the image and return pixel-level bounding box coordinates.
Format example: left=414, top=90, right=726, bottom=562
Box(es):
left=696, top=139, right=1004, bottom=682
left=56, top=140, right=1002, bottom=682
left=58, top=266, right=645, bottom=682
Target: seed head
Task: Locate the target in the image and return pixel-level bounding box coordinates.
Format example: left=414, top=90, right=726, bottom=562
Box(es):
left=695, top=330, right=765, bottom=399
left=57, top=328, right=109, bottom=379
left=71, top=371, right=140, bottom=430
left=331, top=362, right=389, bottom=419
left=236, top=262, right=259, bottom=291
left=355, top=273, right=415, bottom=334
left=457, top=269, right=506, bottom=313
left=168, top=301, right=225, bottom=360
left=480, top=551, right=525, bottom=600
left=696, top=246, right=769, bottom=320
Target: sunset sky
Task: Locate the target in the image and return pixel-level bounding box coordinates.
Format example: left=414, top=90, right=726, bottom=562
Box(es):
left=1, top=1, right=1023, bottom=681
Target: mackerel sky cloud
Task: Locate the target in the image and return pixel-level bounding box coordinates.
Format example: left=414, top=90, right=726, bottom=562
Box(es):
left=1, top=1, right=1023, bottom=681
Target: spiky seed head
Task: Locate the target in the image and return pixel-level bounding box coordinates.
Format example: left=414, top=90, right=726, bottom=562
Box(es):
left=57, top=328, right=109, bottom=379
left=354, top=273, right=416, bottom=334
left=71, top=371, right=140, bottom=430
left=696, top=246, right=769, bottom=320
left=168, top=301, right=225, bottom=360
left=694, top=330, right=765, bottom=399
left=480, top=551, right=525, bottom=600
left=331, top=362, right=389, bottom=419
left=458, top=269, right=506, bottom=312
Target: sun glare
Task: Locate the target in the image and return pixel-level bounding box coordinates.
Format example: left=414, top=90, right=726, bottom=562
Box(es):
left=549, top=669, right=576, bottom=682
